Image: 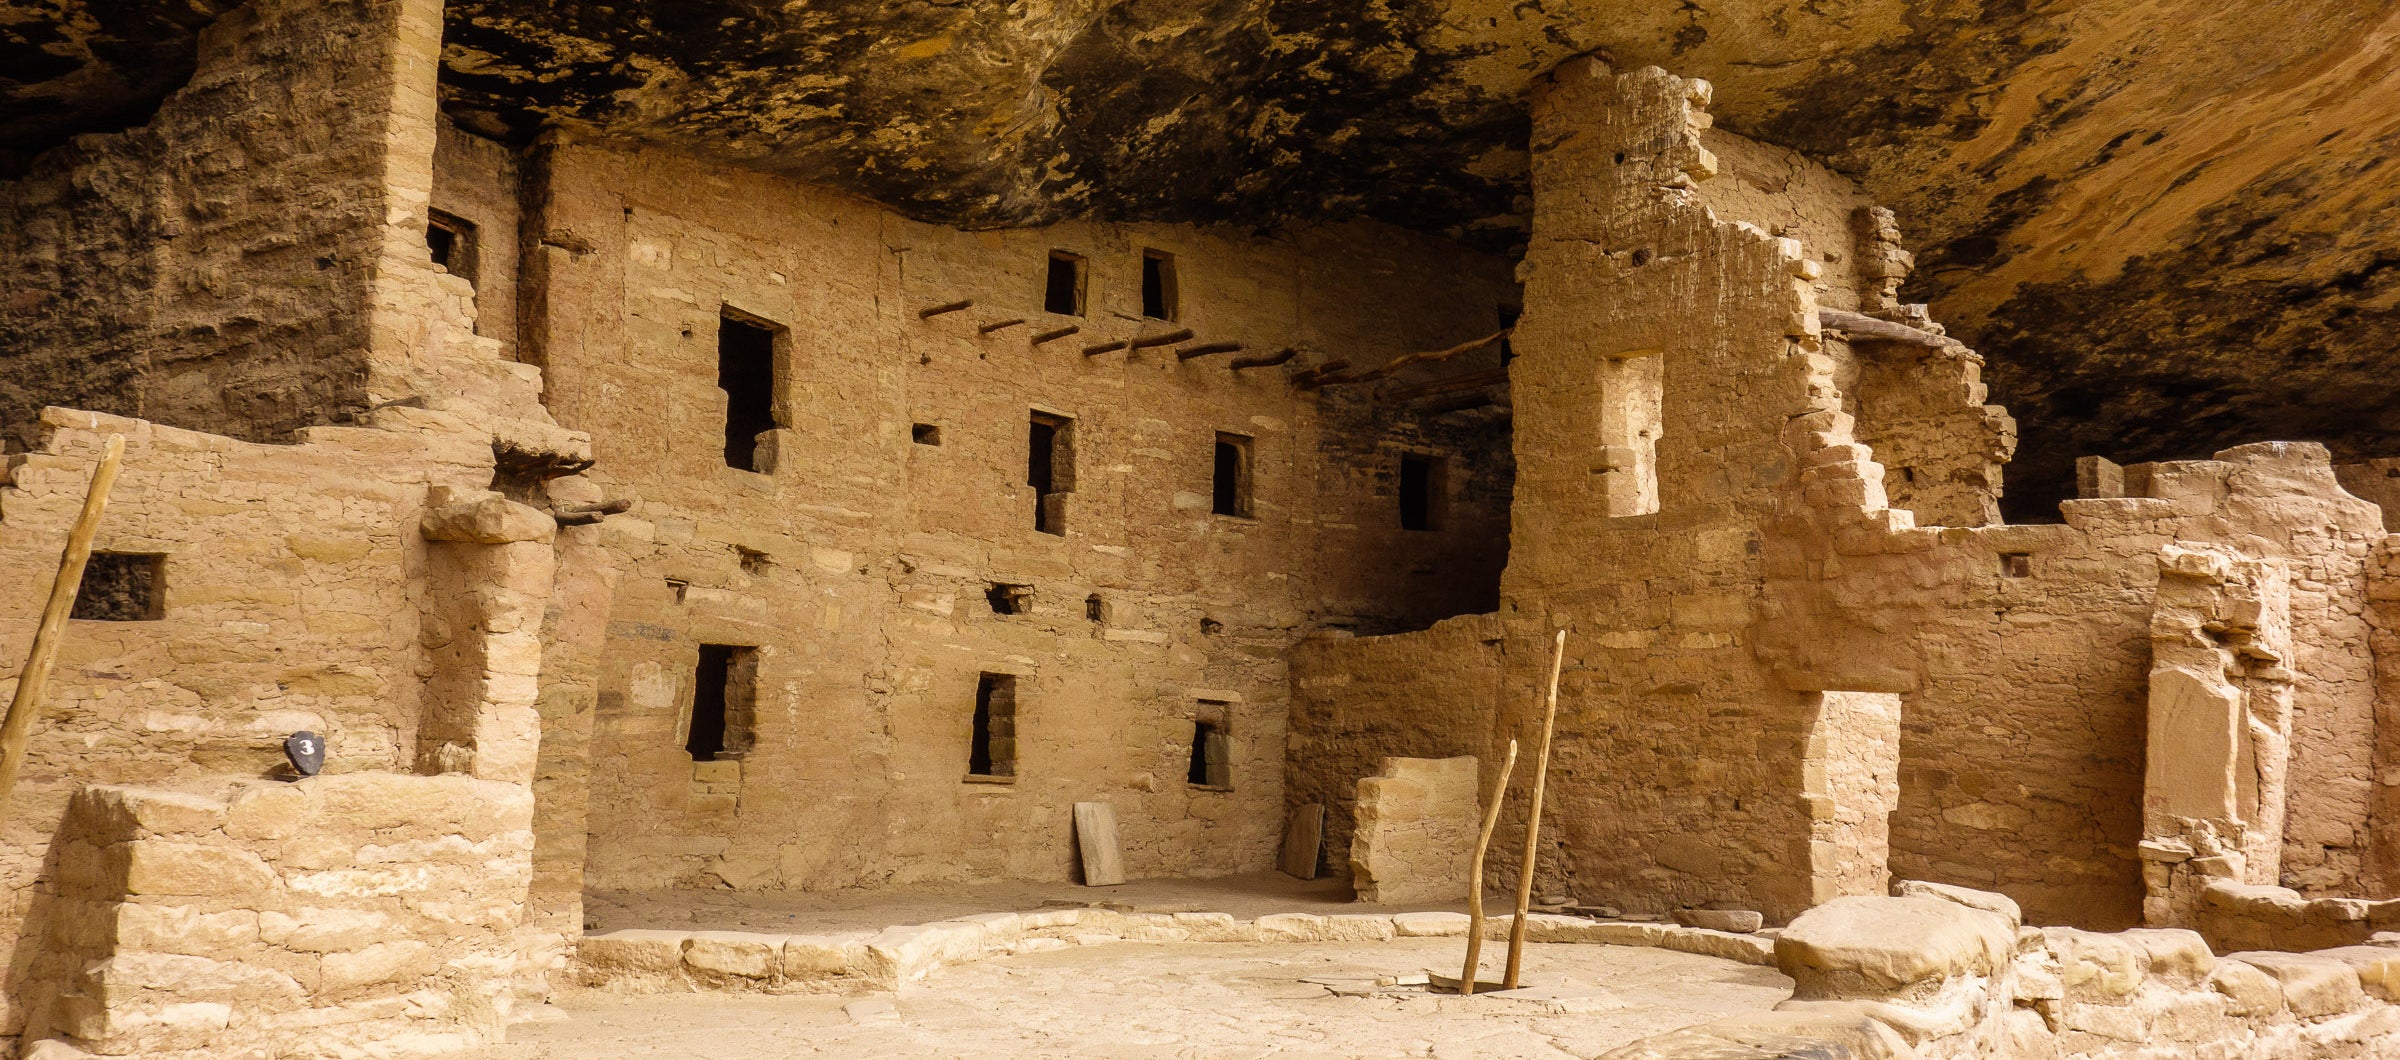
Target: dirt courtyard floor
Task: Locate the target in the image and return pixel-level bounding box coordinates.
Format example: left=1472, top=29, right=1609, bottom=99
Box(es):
left=471, top=937, right=1794, bottom=1059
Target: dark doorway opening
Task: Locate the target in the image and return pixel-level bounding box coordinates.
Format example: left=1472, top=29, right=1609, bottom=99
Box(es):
left=1400, top=454, right=1445, bottom=531
left=971, top=673, right=1018, bottom=777
left=718, top=311, right=780, bottom=471
left=1212, top=433, right=1251, bottom=517
left=687, top=644, right=758, bottom=762
left=1045, top=252, right=1085, bottom=315
left=1188, top=719, right=1229, bottom=788
left=1029, top=412, right=1073, bottom=534
left=1141, top=250, right=1178, bottom=320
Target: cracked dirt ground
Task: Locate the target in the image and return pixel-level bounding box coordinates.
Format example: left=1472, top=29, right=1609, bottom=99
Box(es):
left=465, top=938, right=1793, bottom=1059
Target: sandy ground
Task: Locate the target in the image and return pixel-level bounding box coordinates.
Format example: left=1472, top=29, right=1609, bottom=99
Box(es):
left=474, top=937, right=1793, bottom=1059
left=581, top=872, right=1471, bottom=935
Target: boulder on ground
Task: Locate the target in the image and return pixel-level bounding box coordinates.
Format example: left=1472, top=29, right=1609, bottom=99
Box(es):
left=1775, top=895, right=2014, bottom=1002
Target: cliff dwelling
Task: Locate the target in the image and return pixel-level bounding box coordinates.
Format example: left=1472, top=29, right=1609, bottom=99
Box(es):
left=4, top=2, right=2400, bottom=1058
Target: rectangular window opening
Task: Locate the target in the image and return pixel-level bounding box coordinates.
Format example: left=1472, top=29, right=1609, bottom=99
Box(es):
left=1212, top=433, right=1252, bottom=518
left=970, top=673, right=1018, bottom=778
left=1044, top=252, right=1085, bottom=316
left=2002, top=552, right=2034, bottom=578
left=688, top=644, right=758, bottom=762
left=426, top=209, right=477, bottom=288
left=72, top=553, right=164, bottom=621
left=1598, top=350, right=1664, bottom=517
left=912, top=423, right=942, bottom=446
left=1029, top=412, right=1074, bottom=535
left=1188, top=712, right=1230, bottom=789
left=718, top=310, right=783, bottom=471
left=1141, top=250, right=1178, bottom=321
left=1399, top=454, right=1447, bottom=531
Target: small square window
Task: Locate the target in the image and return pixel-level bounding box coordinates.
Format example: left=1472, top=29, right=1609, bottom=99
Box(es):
left=72, top=553, right=164, bottom=621
left=912, top=423, right=942, bottom=446
left=987, top=582, right=1033, bottom=615
left=426, top=209, right=478, bottom=288
left=1044, top=252, right=1085, bottom=316
left=2001, top=553, right=2033, bottom=578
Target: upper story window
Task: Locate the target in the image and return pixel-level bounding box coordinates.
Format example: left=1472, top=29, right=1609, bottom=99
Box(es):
left=1141, top=249, right=1178, bottom=321
left=717, top=309, right=784, bottom=472
left=1045, top=252, right=1085, bottom=316
left=426, top=209, right=478, bottom=290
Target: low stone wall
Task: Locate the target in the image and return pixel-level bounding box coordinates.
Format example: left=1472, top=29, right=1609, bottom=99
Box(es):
left=575, top=908, right=1775, bottom=995
left=19, top=776, right=536, bottom=1059
left=1350, top=756, right=1482, bottom=904
left=2196, top=880, right=2400, bottom=955
left=1605, top=882, right=2400, bottom=1059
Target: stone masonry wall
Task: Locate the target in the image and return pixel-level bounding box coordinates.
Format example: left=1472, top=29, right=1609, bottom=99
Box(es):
left=516, top=135, right=1519, bottom=893
left=0, top=0, right=448, bottom=451
left=1287, top=616, right=1504, bottom=874
left=0, top=411, right=502, bottom=1038
left=1290, top=57, right=2395, bottom=934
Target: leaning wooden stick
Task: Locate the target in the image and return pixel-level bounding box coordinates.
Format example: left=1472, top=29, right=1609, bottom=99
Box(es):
left=1459, top=737, right=1519, bottom=996
left=0, top=434, right=125, bottom=815
left=1502, top=629, right=1568, bottom=990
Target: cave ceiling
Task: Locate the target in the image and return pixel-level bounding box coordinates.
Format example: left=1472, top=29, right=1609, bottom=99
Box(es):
left=7, top=0, right=2400, bottom=513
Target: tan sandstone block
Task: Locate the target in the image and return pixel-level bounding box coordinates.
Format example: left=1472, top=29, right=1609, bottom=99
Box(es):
left=319, top=940, right=435, bottom=994
left=1661, top=927, right=1777, bottom=966
left=2228, top=952, right=2363, bottom=1017
left=2122, top=928, right=2215, bottom=985
left=2042, top=928, right=2147, bottom=1000
left=2309, top=946, right=2400, bottom=1001
left=76, top=786, right=228, bottom=839
left=225, top=784, right=309, bottom=841
left=2208, top=959, right=2286, bottom=1017
left=259, top=908, right=392, bottom=953
left=782, top=934, right=867, bottom=980
left=1321, top=915, right=1397, bottom=942
left=1253, top=913, right=1326, bottom=942
left=124, top=841, right=279, bottom=898
left=1892, top=880, right=2021, bottom=930
left=685, top=931, right=783, bottom=979
left=579, top=930, right=689, bottom=975
left=81, top=952, right=305, bottom=1010
left=1775, top=895, right=2014, bottom=1000
left=117, top=903, right=261, bottom=954
left=1391, top=912, right=1471, bottom=937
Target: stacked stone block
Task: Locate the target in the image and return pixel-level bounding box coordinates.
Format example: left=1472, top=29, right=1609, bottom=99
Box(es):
left=22, top=777, right=535, bottom=1058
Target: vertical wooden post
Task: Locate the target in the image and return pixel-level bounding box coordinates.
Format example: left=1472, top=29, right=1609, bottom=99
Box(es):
left=1502, top=629, right=1567, bottom=989
left=1459, top=738, right=1518, bottom=995
left=0, top=435, right=125, bottom=814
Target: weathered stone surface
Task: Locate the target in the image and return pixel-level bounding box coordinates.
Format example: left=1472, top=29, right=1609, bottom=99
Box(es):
left=684, top=932, right=782, bottom=980
left=1776, top=896, right=2014, bottom=1000
left=579, top=930, right=690, bottom=976
left=2226, top=952, right=2365, bottom=1018
left=1891, top=881, right=2020, bottom=931
left=2208, top=958, right=2287, bottom=1018
left=1673, top=909, right=1764, bottom=934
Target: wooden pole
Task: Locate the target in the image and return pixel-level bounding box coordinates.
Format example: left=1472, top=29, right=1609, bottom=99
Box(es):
left=1502, top=629, right=1567, bottom=989
left=0, top=434, right=126, bottom=814
left=1459, top=737, right=1519, bottom=996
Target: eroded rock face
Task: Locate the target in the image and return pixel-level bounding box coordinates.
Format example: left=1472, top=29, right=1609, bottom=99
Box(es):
left=6, top=0, right=2398, bottom=506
